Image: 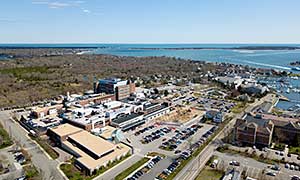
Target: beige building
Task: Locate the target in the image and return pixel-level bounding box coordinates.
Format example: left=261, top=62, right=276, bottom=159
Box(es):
left=48, top=124, right=131, bottom=175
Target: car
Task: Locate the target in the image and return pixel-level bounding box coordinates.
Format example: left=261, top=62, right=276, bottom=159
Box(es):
left=175, top=150, right=181, bottom=154
left=15, top=176, right=26, bottom=180
left=229, top=160, right=240, bottom=166
left=136, top=170, right=143, bottom=176
left=292, top=175, right=300, bottom=180
left=295, top=166, right=299, bottom=171
left=288, top=153, right=292, bottom=157
left=134, top=132, right=140, bottom=136
left=285, top=163, right=291, bottom=169
left=271, top=164, right=280, bottom=171
left=291, top=165, right=295, bottom=170
left=266, top=171, right=276, bottom=176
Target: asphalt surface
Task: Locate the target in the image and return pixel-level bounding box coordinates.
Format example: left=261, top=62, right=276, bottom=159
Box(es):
left=215, top=151, right=300, bottom=180
left=0, top=110, right=65, bottom=180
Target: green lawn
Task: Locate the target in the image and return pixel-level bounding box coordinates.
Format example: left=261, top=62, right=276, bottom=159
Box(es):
left=24, top=165, right=42, bottom=180
left=115, top=157, right=150, bottom=180
left=195, top=167, right=224, bottom=180
left=289, top=146, right=300, bottom=155
left=273, top=143, right=285, bottom=151
left=0, top=123, right=13, bottom=149
left=231, top=102, right=246, bottom=114
left=60, top=163, right=85, bottom=180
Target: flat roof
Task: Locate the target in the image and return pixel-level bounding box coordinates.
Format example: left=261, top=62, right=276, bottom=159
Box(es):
left=112, top=113, right=143, bottom=124
left=100, top=126, right=116, bottom=139
left=68, top=130, right=115, bottom=157
left=63, top=140, right=130, bottom=170
left=50, top=123, right=83, bottom=137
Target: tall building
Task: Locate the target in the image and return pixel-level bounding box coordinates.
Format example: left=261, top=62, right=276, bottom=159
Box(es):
left=96, top=78, right=135, bottom=100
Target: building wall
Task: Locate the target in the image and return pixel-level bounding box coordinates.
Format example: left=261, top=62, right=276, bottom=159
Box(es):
left=144, top=107, right=170, bottom=121
left=274, top=126, right=300, bottom=143
left=32, top=104, right=63, bottom=118
left=111, top=115, right=144, bottom=130
left=236, top=130, right=256, bottom=145
left=256, top=132, right=272, bottom=146
left=116, top=85, right=131, bottom=100
left=236, top=127, right=272, bottom=147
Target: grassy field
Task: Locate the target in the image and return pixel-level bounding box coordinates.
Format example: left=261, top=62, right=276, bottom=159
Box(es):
left=115, top=157, right=150, bottom=180
left=195, top=167, right=223, bottom=180
left=273, top=143, right=285, bottom=151
left=0, top=123, right=13, bottom=149
left=30, top=136, right=59, bottom=159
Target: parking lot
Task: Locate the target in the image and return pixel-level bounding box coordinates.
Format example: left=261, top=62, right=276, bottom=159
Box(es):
left=214, top=151, right=300, bottom=180
left=125, top=121, right=215, bottom=157
left=123, top=120, right=217, bottom=180
left=154, top=124, right=218, bottom=180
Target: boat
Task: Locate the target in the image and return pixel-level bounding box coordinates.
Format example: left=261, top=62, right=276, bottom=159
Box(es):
left=292, top=67, right=300, bottom=71
left=286, top=88, right=290, bottom=93
left=291, top=76, right=299, bottom=80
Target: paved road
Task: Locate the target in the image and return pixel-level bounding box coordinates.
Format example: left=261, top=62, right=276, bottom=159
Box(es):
left=174, top=94, right=276, bottom=180
left=0, top=110, right=65, bottom=180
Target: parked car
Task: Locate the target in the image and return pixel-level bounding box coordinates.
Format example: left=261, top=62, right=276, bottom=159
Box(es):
left=266, top=171, right=276, bottom=176
left=229, top=160, right=240, bottom=166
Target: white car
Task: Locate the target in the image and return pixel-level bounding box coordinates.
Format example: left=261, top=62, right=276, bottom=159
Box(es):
left=291, top=165, right=295, bottom=170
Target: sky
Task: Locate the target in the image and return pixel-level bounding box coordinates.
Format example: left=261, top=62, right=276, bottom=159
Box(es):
left=0, top=0, right=300, bottom=43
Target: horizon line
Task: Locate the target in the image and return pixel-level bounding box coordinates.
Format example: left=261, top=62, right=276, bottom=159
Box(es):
left=1, top=42, right=300, bottom=45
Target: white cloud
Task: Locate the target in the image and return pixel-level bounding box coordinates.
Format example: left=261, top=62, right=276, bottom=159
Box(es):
left=82, top=9, right=91, bottom=13
left=48, top=2, right=71, bottom=8
left=32, top=0, right=95, bottom=14
left=32, top=1, right=82, bottom=9
left=32, top=0, right=49, bottom=5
